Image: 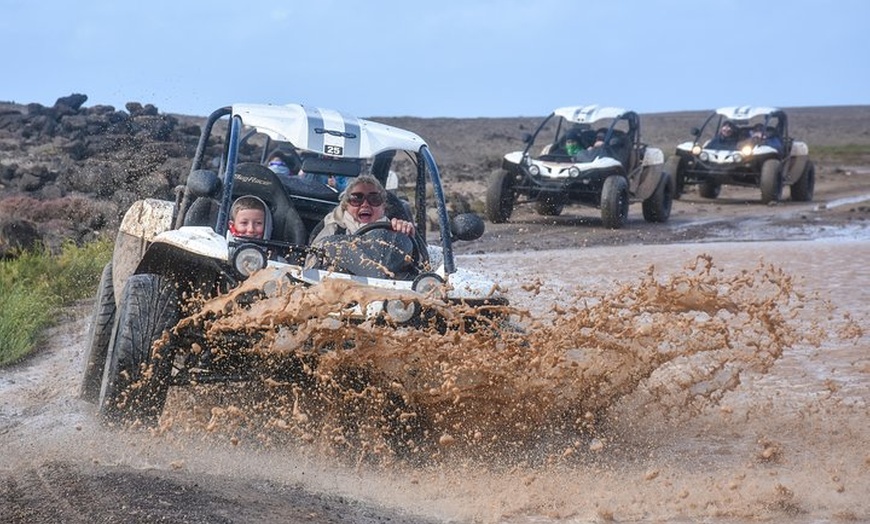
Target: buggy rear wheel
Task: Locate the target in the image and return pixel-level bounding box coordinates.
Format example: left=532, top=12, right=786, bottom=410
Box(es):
left=665, top=156, right=684, bottom=199
left=485, top=170, right=517, bottom=223
left=601, top=175, right=629, bottom=229
left=760, top=159, right=783, bottom=204
left=790, top=160, right=815, bottom=202
left=698, top=180, right=721, bottom=199
left=535, top=193, right=565, bottom=217
left=98, top=273, right=179, bottom=426
left=642, top=172, right=673, bottom=223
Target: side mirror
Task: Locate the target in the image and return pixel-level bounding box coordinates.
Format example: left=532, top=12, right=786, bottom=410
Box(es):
left=187, top=169, right=221, bottom=198
left=690, top=127, right=701, bottom=138
left=450, top=213, right=485, bottom=242
left=521, top=132, right=533, bottom=145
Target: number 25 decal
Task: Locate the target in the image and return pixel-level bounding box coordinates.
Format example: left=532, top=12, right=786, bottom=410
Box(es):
left=324, top=145, right=343, bottom=156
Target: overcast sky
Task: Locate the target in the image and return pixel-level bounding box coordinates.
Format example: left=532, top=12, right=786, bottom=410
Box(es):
left=2, top=0, right=867, bottom=118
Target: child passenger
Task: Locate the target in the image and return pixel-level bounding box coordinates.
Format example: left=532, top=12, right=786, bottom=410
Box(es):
left=228, top=196, right=272, bottom=239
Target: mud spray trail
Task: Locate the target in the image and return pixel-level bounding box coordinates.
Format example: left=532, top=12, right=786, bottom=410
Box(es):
left=2, top=240, right=868, bottom=523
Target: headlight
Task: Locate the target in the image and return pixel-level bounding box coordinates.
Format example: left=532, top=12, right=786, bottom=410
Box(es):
left=232, top=244, right=266, bottom=278
left=691, top=145, right=702, bottom=156
left=412, top=272, right=446, bottom=298
left=699, top=151, right=709, bottom=161
left=528, top=164, right=541, bottom=176
left=384, top=299, right=419, bottom=324
left=740, top=144, right=753, bottom=157
left=732, top=153, right=743, bottom=163
left=568, top=166, right=580, bottom=177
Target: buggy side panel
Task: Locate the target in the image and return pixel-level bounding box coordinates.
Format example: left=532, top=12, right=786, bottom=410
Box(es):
left=112, top=199, right=175, bottom=303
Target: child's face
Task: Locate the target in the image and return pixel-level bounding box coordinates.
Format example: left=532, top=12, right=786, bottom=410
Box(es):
left=231, top=209, right=266, bottom=238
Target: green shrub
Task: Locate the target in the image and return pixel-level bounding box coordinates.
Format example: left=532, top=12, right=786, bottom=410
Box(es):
left=0, top=238, right=112, bottom=366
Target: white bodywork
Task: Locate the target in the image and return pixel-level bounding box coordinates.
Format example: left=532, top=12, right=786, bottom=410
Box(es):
left=552, top=105, right=629, bottom=123
left=714, top=106, right=780, bottom=121
left=675, top=142, right=783, bottom=163
left=146, top=223, right=498, bottom=304
left=118, top=198, right=174, bottom=240
left=232, top=104, right=425, bottom=159
left=642, top=147, right=664, bottom=166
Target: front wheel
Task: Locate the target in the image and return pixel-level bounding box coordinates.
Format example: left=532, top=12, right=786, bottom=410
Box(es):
left=642, top=172, right=674, bottom=223
left=760, top=159, right=783, bottom=204
left=790, top=160, right=815, bottom=202
left=80, top=262, right=115, bottom=403
left=98, top=273, right=179, bottom=425
left=601, top=175, right=629, bottom=229
left=485, top=170, right=517, bottom=223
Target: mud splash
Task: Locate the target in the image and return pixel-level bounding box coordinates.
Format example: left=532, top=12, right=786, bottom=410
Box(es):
left=152, top=254, right=844, bottom=468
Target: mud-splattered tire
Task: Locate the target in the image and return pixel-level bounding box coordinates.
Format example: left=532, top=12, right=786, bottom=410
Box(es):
left=760, top=159, right=783, bottom=204
left=485, top=170, right=517, bottom=223
left=601, top=175, right=629, bottom=229
left=80, top=262, right=116, bottom=403
left=790, top=160, right=815, bottom=202
left=698, top=180, right=721, bottom=199
left=642, top=172, right=674, bottom=223
left=665, top=156, right=684, bottom=199
left=98, top=273, right=178, bottom=425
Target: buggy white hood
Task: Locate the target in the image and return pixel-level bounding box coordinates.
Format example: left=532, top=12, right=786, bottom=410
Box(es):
left=231, top=103, right=426, bottom=158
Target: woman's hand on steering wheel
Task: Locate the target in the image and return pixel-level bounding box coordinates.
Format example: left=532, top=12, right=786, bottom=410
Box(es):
left=389, top=218, right=416, bottom=236
left=354, top=219, right=416, bottom=237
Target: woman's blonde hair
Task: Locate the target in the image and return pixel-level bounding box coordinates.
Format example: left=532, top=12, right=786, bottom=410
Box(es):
left=339, top=175, right=387, bottom=209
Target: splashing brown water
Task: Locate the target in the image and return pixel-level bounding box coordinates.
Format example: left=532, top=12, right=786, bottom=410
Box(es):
left=149, top=253, right=843, bottom=472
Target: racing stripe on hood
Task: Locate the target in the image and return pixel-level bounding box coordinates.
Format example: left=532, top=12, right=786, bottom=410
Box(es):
left=304, top=106, right=326, bottom=154
left=304, top=107, right=362, bottom=158
left=734, top=106, right=752, bottom=119
left=338, top=111, right=361, bottom=158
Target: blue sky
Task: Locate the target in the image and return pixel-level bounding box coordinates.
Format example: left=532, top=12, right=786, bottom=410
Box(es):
left=2, top=0, right=868, bottom=118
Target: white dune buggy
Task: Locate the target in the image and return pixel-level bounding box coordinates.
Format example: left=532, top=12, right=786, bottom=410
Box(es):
left=666, top=106, right=814, bottom=203
left=79, top=103, right=506, bottom=426
left=486, top=105, right=673, bottom=229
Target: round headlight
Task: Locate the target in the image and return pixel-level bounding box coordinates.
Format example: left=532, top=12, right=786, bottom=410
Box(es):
left=232, top=244, right=266, bottom=278
left=699, top=151, right=709, bottom=161
left=412, top=272, right=446, bottom=297
left=691, top=145, right=702, bottom=156
left=568, top=166, right=580, bottom=178
left=528, top=164, right=540, bottom=176
left=732, top=153, right=743, bottom=163
left=740, top=144, right=753, bottom=157
left=384, top=299, right=419, bottom=324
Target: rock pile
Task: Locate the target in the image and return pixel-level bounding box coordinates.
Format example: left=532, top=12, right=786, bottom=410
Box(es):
left=0, top=94, right=202, bottom=253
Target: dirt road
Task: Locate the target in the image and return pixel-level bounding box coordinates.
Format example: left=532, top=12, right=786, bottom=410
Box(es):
left=1, top=167, right=868, bottom=523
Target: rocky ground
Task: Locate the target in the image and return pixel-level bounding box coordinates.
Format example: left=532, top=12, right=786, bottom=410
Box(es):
left=1, top=95, right=869, bottom=255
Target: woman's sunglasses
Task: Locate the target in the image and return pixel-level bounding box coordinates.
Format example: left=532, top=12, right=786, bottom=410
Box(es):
left=347, top=192, right=385, bottom=207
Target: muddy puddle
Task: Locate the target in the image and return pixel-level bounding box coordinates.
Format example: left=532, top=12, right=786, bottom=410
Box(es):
left=3, top=239, right=868, bottom=523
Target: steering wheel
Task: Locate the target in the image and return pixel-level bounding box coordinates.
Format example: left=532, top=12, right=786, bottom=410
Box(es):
left=354, top=221, right=394, bottom=236
left=353, top=221, right=430, bottom=270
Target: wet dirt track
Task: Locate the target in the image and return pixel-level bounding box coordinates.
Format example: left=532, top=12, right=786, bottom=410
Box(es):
left=2, top=171, right=869, bottom=524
